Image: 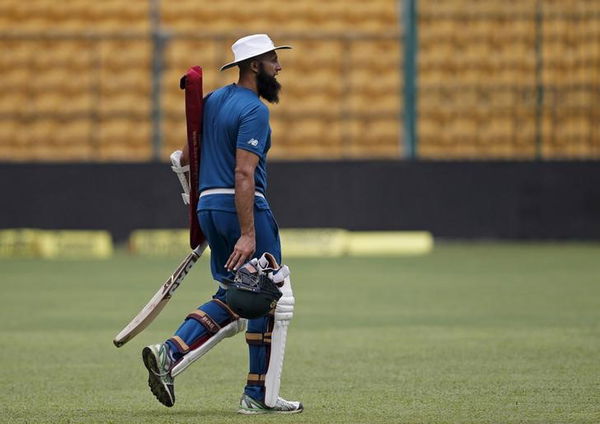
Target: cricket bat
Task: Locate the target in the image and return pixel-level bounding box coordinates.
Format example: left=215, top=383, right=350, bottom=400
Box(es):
left=114, top=67, right=207, bottom=348
left=113, top=242, right=208, bottom=348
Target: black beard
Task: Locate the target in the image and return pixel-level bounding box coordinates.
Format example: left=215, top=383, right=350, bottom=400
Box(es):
left=256, top=64, right=281, bottom=104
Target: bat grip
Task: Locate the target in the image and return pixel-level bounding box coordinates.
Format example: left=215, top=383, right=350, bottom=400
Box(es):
left=193, top=241, right=209, bottom=257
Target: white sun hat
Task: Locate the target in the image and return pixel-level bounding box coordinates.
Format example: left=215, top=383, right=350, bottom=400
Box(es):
left=220, top=34, right=292, bottom=71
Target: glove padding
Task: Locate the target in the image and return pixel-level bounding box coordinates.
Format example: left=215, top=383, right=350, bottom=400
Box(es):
left=256, top=253, right=290, bottom=285
left=170, top=150, right=190, bottom=205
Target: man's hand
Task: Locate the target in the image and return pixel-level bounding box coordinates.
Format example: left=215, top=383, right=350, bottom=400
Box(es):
left=226, top=233, right=255, bottom=271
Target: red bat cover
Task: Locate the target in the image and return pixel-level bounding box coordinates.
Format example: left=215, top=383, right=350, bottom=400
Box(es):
left=181, top=66, right=206, bottom=249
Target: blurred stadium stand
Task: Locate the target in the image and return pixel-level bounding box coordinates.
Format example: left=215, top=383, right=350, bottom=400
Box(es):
left=0, top=0, right=598, bottom=161
left=419, top=0, right=600, bottom=159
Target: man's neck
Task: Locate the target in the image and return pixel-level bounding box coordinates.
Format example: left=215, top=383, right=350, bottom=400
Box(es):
left=237, top=72, right=258, bottom=94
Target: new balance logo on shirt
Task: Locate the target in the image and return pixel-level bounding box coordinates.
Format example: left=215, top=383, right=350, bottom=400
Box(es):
left=247, top=138, right=259, bottom=147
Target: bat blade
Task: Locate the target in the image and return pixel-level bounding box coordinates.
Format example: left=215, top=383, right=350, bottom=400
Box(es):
left=113, top=243, right=207, bottom=348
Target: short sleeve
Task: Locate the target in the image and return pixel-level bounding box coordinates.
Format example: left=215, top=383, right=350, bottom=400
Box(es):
left=236, top=104, right=270, bottom=156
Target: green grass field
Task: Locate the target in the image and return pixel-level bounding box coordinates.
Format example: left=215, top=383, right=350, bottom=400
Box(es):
left=1, top=243, right=599, bottom=424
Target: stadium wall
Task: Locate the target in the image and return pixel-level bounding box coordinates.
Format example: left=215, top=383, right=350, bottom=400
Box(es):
left=2, top=161, right=599, bottom=241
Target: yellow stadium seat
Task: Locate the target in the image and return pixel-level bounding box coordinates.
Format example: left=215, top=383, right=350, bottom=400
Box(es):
left=99, top=40, right=152, bottom=71
left=162, top=89, right=185, bottom=117
left=100, top=68, right=150, bottom=95
left=281, top=67, right=343, bottom=98
left=0, top=121, right=20, bottom=150
left=97, top=118, right=152, bottom=160
left=0, top=67, right=30, bottom=95
left=97, top=91, right=150, bottom=116
left=276, top=92, right=335, bottom=116
left=343, top=117, right=399, bottom=157
left=282, top=40, right=344, bottom=71
left=161, top=117, right=187, bottom=157
left=270, top=115, right=343, bottom=159
left=31, top=92, right=78, bottom=115
left=22, top=118, right=92, bottom=161
left=0, top=92, right=23, bottom=116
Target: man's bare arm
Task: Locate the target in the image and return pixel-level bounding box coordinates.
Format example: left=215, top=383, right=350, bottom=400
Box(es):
left=225, top=148, right=259, bottom=271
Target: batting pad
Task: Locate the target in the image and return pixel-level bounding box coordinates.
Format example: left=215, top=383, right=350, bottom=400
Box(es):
left=171, top=318, right=247, bottom=377
left=264, top=276, right=295, bottom=407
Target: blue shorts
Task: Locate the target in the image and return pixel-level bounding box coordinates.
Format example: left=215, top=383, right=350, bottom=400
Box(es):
left=198, top=206, right=281, bottom=283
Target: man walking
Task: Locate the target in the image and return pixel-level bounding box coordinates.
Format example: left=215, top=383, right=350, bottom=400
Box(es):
left=142, top=34, right=302, bottom=415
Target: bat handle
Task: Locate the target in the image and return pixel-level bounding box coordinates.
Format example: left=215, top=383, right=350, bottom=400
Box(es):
left=193, top=241, right=209, bottom=257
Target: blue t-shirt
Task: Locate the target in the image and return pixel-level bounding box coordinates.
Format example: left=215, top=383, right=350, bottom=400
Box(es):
left=198, top=84, right=271, bottom=212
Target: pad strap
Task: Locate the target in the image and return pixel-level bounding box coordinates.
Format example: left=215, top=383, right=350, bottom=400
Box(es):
left=168, top=336, right=190, bottom=354
left=186, top=309, right=221, bottom=334
left=245, top=332, right=272, bottom=346
left=247, top=373, right=266, bottom=386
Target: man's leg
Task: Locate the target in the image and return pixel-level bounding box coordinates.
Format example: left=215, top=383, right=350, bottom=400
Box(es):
left=143, top=289, right=245, bottom=407
left=244, top=314, right=272, bottom=401
left=239, top=209, right=302, bottom=414
left=143, top=209, right=242, bottom=407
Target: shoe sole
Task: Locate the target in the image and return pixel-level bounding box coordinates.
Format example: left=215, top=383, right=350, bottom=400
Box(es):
left=142, top=346, right=174, bottom=407
left=237, top=405, right=304, bottom=415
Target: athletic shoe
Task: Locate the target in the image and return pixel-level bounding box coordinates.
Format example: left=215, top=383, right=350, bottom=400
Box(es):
left=238, top=393, right=303, bottom=415
left=142, top=343, right=175, bottom=407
